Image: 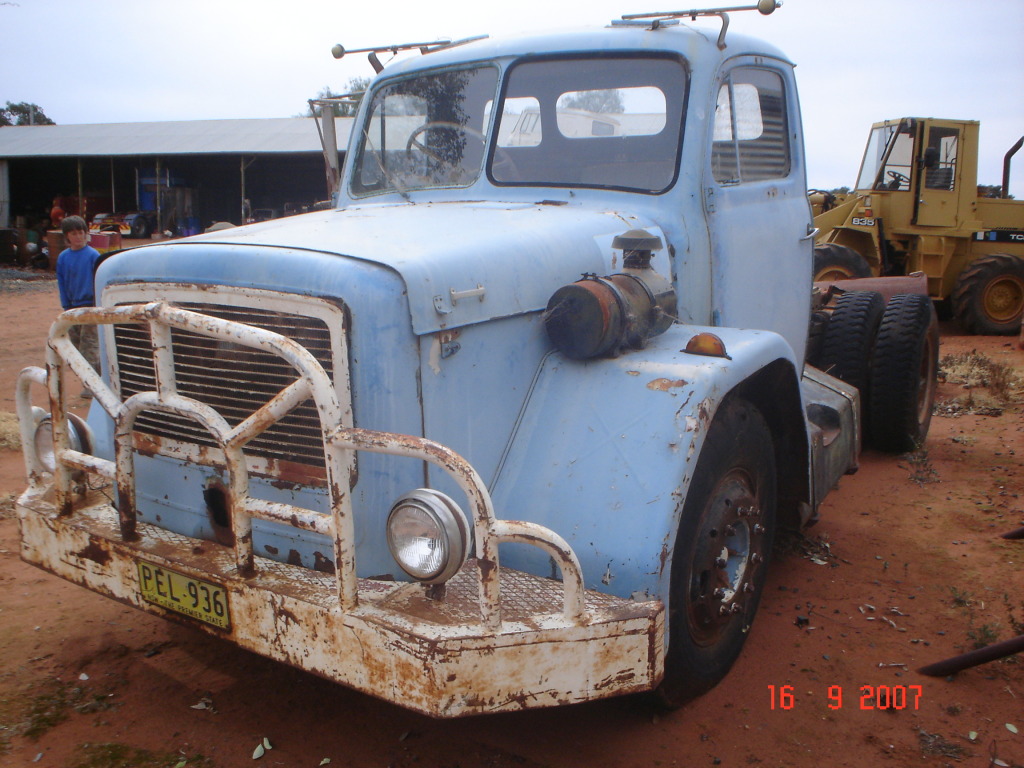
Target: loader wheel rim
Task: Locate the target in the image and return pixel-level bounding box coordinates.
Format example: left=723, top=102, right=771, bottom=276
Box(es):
left=816, top=265, right=858, bottom=282
left=982, top=275, right=1024, bottom=323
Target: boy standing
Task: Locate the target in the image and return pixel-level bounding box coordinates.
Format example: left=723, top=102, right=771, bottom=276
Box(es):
left=56, top=216, right=102, bottom=388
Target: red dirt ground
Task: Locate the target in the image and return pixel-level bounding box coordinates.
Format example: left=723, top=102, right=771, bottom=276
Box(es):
left=1, top=278, right=1021, bottom=768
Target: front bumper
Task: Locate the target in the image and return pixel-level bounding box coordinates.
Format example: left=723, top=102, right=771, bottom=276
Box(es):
left=16, top=302, right=663, bottom=717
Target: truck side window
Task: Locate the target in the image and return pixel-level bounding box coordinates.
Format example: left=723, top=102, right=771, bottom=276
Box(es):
left=711, top=68, right=790, bottom=184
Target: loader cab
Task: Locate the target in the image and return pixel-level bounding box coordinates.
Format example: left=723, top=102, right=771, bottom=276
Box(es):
left=854, top=117, right=978, bottom=229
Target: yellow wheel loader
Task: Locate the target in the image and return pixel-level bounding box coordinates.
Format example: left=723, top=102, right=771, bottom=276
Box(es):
left=813, top=118, right=1024, bottom=334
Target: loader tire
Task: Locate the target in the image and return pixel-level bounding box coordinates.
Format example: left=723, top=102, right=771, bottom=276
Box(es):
left=816, top=290, right=885, bottom=400
left=813, top=243, right=872, bottom=283
left=657, top=398, right=776, bottom=707
left=867, top=294, right=938, bottom=453
left=951, top=254, right=1024, bottom=335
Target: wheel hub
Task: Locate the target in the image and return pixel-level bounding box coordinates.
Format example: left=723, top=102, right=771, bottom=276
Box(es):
left=687, top=486, right=766, bottom=646
left=983, top=275, right=1024, bottom=322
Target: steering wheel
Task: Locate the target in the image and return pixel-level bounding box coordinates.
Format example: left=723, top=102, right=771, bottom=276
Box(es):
left=406, top=121, right=519, bottom=181
left=406, top=121, right=485, bottom=165
left=887, top=170, right=910, bottom=187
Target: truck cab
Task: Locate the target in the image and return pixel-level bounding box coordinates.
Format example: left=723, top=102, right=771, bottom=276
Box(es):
left=16, top=3, right=936, bottom=716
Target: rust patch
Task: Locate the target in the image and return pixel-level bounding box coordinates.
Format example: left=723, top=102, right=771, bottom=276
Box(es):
left=647, top=378, right=687, bottom=392
left=264, top=544, right=280, bottom=555
left=76, top=541, right=112, bottom=566
left=312, top=551, right=336, bottom=574
left=287, top=549, right=303, bottom=567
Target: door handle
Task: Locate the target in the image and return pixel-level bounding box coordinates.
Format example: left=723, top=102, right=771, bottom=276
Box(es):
left=800, top=225, right=819, bottom=241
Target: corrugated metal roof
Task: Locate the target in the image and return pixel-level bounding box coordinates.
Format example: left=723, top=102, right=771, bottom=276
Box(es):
left=0, top=117, right=353, bottom=158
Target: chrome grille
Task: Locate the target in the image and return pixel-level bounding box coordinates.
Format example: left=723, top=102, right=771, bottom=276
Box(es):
left=113, top=302, right=335, bottom=473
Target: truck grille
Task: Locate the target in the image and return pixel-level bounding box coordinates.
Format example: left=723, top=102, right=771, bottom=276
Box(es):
left=113, top=302, right=335, bottom=477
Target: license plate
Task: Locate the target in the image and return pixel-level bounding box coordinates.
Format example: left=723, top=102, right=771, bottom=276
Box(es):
left=137, top=560, right=231, bottom=630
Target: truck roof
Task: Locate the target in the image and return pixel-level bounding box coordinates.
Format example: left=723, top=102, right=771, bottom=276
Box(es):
left=374, top=21, right=792, bottom=78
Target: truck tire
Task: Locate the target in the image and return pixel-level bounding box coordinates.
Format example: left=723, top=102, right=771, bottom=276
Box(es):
left=816, top=290, right=885, bottom=400
left=130, top=216, right=150, bottom=239
left=813, top=243, right=872, bottom=283
left=657, top=398, right=776, bottom=707
left=951, top=254, right=1024, bottom=335
left=867, top=294, right=938, bottom=452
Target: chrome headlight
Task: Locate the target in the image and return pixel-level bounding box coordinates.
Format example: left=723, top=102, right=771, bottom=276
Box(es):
left=387, top=489, right=471, bottom=584
left=33, top=412, right=92, bottom=474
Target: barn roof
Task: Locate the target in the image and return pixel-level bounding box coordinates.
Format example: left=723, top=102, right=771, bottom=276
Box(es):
left=0, top=117, right=353, bottom=158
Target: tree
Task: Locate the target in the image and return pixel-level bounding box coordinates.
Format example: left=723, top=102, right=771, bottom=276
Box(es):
left=559, top=89, right=624, bottom=114
left=0, top=101, right=55, bottom=126
left=307, top=78, right=372, bottom=118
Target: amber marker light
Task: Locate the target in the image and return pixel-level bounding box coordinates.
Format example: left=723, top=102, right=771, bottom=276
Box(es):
left=684, top=332, right=731, bottom=359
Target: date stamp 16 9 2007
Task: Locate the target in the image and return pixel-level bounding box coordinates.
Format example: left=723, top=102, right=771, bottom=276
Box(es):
left=768, top=685, right=924, bottom=711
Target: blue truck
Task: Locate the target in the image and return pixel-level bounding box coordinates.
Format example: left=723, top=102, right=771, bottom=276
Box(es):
left=16, top=1, right=938, bottom=716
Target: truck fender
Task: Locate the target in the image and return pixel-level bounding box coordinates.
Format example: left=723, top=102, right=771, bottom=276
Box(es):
left=488, top=323, right=809, bottom=607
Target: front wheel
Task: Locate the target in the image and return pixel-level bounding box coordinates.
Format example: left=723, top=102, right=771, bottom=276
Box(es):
left=813, top=243, right=872, bottom=283
left=657, top=398, right=776, bottom=707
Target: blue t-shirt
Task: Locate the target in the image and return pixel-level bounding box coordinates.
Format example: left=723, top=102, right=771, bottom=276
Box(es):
left=56, top=245, right=102, bottom=310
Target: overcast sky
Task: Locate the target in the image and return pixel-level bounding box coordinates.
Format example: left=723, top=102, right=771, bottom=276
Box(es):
left=3, top=0, right=1022, bottom=196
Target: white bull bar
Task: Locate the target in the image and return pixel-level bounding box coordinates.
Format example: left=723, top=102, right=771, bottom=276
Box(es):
left=16, top=302, right=663, bottom=716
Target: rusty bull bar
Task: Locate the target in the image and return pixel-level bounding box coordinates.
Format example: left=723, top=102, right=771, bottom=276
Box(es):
left=16, top=302, right=663, bottom=715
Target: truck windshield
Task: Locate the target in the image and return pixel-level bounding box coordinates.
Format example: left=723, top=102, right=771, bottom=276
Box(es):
left=856, top=119, right=914, bottom=191
left=351, top=66, right=500, bottom=197
left=492, top=56, right=686, bottom=193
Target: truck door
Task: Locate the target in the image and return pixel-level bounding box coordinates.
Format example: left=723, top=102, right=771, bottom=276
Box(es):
left=914, top=122, right=961, bottom=227
left=705, top=62, right=812, bottom=364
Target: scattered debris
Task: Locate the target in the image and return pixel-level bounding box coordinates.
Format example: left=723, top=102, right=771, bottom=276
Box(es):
left=252, top=738, right=272, bottom=760
left=916, top=728, right=966, bottom=759
left=190, top=695, right=215, bottom=712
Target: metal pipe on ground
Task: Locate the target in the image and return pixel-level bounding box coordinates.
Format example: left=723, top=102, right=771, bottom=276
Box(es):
left=917, top=634, right=1024, bottom=677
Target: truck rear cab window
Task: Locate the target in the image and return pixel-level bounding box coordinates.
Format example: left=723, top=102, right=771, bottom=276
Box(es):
left=491, top=56, right=686, bottom=193
left=351, top=66, right=500, bottom=196
left=711, top=68, right=790, bottom=184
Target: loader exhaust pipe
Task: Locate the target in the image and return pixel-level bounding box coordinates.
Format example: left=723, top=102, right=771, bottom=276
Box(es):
left=1002, top=135, right=1023, bottom=199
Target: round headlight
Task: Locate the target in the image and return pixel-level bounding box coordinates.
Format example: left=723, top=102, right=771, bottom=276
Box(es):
left=386, top=489, right=470, bottom=584
left=33, top=413, right=91, bottom=474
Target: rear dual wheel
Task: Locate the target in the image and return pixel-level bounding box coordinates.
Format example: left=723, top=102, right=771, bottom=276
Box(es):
left=815, top=290, right=885, bottom=397
left=657, top=399, right=776, bottom=707
left=868, top=294, right=939, bottom=452
left=811, top=291, right=937, bottom=452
